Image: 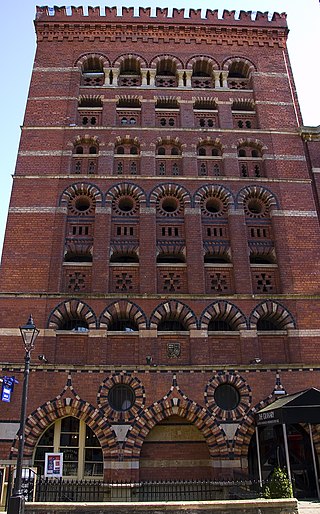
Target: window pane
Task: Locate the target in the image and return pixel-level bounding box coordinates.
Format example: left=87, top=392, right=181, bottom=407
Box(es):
left=61, top=417, right=79, bottom=433
left=85, top=426, right=100, bottom=447
left=60, top=433, right=79, bottom=447
left=84, top=462, right=103, bottom=477
left=63, top=461, right=78, bottom=476
left=37, top=425, right=54, bottom=446
left=61, top=448, right=78, bottom=463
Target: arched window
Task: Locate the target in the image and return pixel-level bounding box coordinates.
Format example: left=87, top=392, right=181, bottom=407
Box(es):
left=257, top=318, right=281, bottom=331
left=34, top=416, right=103, bottom=478
left=118, top=56, right=142, bottom=86
left=227, top=60, right=253, bottom=90
left=59, top=319, right=89, bottom=332
left=155, top=58, right=177, bottom=87
left=191, top=59, right=213, bottom=88
left=208, top=319, right=233, bottom=331
left=158, top=319, right=186, bottom=331
left=108, top=319, right=138, bottom=332
left=81, top=56, right=105, bottom=86
left=110, top=251, right=139, bottom=263
left=237, top=144, right=264, bottom=177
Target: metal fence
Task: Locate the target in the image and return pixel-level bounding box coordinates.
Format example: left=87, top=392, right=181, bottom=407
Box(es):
left=34, top=477, right=263, bottom=503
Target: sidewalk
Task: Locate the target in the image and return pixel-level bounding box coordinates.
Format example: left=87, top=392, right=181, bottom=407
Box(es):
left=299, top=500, right=320, bottom=512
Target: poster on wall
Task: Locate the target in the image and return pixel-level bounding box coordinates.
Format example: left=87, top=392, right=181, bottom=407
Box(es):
left=44, top=453, right=63, bottom=478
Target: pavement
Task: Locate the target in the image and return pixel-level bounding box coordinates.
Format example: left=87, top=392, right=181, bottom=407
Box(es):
left=298, top=500, right=320, bottom=512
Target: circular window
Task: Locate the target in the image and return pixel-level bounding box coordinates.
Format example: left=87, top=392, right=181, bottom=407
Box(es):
left=161, top=197, right=179, bottom=213
left=205, top=197, right=222, bottom=214
left=68, top=194, right=95, bottom=216
left=74, top=196, right=91, bottom=212
left=108, top=384, right=135, bottom=412
left=118, top=197, right=134, bottom=213
left=214, top=384, right=240, bottom=411
left=245, top=198, right=268, bottom=218
left=200, top=192, right=228, bottom=218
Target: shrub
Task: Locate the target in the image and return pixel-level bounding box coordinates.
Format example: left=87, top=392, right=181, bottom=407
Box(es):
left=263, top=467, right=293, bottom=499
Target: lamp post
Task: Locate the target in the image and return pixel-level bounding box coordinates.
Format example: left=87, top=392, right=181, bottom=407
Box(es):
left=7, top=315, right=39, bottom=514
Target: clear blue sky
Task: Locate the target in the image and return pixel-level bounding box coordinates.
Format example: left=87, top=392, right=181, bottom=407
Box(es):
left=0, top=0, right=319, bottom=260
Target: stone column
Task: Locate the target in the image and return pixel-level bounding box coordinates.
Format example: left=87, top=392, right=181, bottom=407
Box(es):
left=141, top=68, right=148, bottom=86
left=149, top=70, right=156, bottom=87
left=185, top=70, right=192, bottom=87
left=213, top=70, right=222, bottom=88
left=103, top=67, right=111, bottom=85
left=177, top=70, right=185, bottom=87
left=110, top=68, right=119, bottom=86
left=221, top=71, right=229, bottom=88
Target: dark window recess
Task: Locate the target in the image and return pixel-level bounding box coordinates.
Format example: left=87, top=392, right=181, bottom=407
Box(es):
left=257, top=318, right=280, bottom=331
left=108, top=319, right=138, bottom=331
left=214, top=384, right=240, bottom=411
left=157, top=254, right=184, bottom=263
left=208, top=319, right=233, bottom=331
left=108, top=384, right=136, bottom=411
left=60, top=320, right=89, bottom=331
left=158, top=319, right=186, bottom=331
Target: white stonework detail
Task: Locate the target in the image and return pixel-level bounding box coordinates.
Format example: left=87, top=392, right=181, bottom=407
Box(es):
left=112, top=424, right=130, bottom=442
left=0, top=423, right=19, bottom=440
left=220, top=423, right=239, bottom=440
left=104, top=461, right=139, bottom=469
left=272, top=210, right=317, bottom=217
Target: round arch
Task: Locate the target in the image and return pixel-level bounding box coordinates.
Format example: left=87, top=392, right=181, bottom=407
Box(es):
left=149, top=300, right=197, bottom=330
left=249, top=300, right=296, bottom=330
left=122, top=395, right=229, bottom=461
left=200, top=301, right=247, bottom=331
left=47, top=299, right=97, bottom=330
left=99, top=300, right=147, bottom=330
left=10, top=396, right=119, bottom=461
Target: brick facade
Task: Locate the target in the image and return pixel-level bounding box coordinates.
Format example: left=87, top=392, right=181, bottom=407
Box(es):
left=0, top=5, right=320, bottom=493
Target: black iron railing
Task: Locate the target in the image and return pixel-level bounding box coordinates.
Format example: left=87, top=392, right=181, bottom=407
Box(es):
left=34, top=477, right=264, bottom=503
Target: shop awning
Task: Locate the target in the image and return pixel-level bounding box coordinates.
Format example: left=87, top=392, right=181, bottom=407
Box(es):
left=256, top=387, right=320, bottom=426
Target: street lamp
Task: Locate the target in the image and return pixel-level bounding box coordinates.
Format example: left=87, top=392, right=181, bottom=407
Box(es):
left=7, top=315, right=39, bottom=514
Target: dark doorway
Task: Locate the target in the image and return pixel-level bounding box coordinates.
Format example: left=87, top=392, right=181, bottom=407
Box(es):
left=248, top=424, right=318, bottom=498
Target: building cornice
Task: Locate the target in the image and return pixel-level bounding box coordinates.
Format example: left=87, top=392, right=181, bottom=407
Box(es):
left=34, top=7, right=288, bottom=47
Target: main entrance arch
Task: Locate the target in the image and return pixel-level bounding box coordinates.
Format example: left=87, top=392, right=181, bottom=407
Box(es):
left=140, top=414, right=212, bottom=481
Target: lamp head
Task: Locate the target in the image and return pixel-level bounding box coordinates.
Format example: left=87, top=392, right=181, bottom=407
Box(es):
left=19, top=315, right=39, bottom=352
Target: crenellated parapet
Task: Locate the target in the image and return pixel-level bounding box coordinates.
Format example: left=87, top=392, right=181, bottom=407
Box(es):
left=35, top=6, right=288, bottom=46
left=35, top=5, right=287, bottom=27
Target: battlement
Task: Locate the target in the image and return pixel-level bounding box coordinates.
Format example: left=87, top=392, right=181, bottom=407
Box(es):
left=35, top=5, right=287, bottom=28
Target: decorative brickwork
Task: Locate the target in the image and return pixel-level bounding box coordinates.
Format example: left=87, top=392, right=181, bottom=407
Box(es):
left=48, top=299, right=97, bottom=329
left=205, top=268, right=233, bottom=294
left=200, top=301, right=247, bottom=331
left=249, top=300, right=296, bottom=330
left=97, top=373, right=145, bottom=422
left=205, top=372, right=252, bottom=422
left=150, top=300, right=197, bottom=330
left=100, top=301, right=147, bottom=330
left=1, top=5, right=320, bottom=492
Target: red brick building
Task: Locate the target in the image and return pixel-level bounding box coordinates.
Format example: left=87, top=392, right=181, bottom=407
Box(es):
left=0, top=5, right=320, bottom=499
